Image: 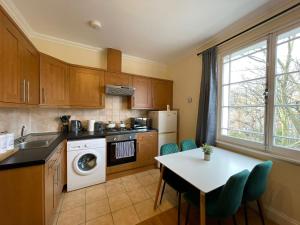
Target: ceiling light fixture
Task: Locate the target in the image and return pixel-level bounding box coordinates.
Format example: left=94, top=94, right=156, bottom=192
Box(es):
left=88, top=20, right=102, bottom=29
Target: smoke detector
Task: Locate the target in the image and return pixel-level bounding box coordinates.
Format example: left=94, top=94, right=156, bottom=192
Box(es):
left=88, top=20, right=102, bottom=29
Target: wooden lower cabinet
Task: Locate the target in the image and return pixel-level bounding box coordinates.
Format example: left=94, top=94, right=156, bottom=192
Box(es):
left=0, top=141, right=66, bottom=225
left=136, top=131, right=158, bottom=166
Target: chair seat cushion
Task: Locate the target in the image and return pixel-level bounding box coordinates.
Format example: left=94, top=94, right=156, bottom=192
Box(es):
left=163, top=168, right=194, bottom=193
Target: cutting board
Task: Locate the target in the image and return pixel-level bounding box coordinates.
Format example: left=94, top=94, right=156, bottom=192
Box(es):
left=0, top=149, right=18, bottom=162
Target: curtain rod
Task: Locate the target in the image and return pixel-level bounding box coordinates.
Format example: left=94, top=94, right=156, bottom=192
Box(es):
left=197, top=3, right=300, bottom=56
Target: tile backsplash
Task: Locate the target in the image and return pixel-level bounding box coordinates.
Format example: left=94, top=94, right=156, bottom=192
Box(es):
left=0, top=96, right=147, bottom=137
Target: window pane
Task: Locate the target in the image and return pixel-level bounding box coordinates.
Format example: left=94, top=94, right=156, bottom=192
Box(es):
left=274, top=27, right=300, bottom=151
left=223, top=79, right=265, bottom=106
left=274, top=72, right=300, bottom=105
left=273, top=106, right=300, bottom=150
left=221, top=107, right=265, bottom=143
left=221, top=41, right=267, bottom=144
left=230, top=49, right=267, bottom=83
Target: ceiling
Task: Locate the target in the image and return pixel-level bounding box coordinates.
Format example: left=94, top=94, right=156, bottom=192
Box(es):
left=9, top=0, right=270, bottom=63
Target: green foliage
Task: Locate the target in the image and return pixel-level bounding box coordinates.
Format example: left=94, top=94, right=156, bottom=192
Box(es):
left=202, top=144, right=213, bottom=155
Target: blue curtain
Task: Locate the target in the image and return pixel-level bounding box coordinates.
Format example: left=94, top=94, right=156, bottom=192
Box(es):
left=196, top=47, right=217, bottom=146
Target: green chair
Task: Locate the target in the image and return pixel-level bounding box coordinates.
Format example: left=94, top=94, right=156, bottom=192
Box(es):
left=180, top=139, right=197, bottom=151
left=184, top=170, right=250, bottom=225
left=243, top=161, right=273, bottom=225
left=160, top=143, right=192, bottom=225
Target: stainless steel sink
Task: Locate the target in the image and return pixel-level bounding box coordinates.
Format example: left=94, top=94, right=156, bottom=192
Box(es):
left=16, top=133, right=59, bottom=149
left=18, top=140, right=49, bottom=149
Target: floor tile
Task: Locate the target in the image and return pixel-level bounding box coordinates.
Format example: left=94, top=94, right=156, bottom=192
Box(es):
left=109, top=192, right=132, bottom=212
left=123, top=180, right=142, bottom=192
left=134, top=199, right=161, bottom=221
left=148, top=169, right=160, bottom=176
left=86, top=213, right=114, bottom=225
left=106, top=183, right=126, bottom=197
left=112, top=206, right=140, bottom=225
left=106, top=178, right=123, bottom=185
left=121, top=174, right=138, bottom=183
left=145, top=182, right=159, bottom=198
left=127, top=187, right=150, bottom=204
left=135, top=171, right=150, bottom=179
left=61, top=190, right=86, bottom=211
left=86, top=198, right=111, bottom=221
left=86, top=185, right=107, bottom=203
left=136, top=174, right=156, bottom=186
left=57, top=205, right=85, bottom=225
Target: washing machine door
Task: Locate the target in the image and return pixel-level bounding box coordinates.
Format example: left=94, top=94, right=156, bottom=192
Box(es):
left=73, top=151, right=99, bottom=176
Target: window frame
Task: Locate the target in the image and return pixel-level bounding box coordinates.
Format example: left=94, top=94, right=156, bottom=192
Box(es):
left=217, top=22, right=300, bottom=161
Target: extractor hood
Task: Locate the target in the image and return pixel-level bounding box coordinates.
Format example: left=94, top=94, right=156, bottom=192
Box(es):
left=105, top=85, right=135, bottom=96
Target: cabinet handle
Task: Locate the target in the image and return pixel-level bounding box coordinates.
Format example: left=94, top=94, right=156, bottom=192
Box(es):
left=101, top=93, right=105, bottom=105
left=23, top=79, right=26, bottom=103
left=42, top=88, right=45, bottom=104
left=27, top=81, right=30, bottom=103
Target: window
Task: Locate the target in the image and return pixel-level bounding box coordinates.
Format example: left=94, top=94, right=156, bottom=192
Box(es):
left=273, top=27, right=300, bottom=150
left=219, top=24, right=300, bottom=157
left=221, top=41, right=267, bottom=144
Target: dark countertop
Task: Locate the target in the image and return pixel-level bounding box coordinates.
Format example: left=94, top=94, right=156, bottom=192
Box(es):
left=0, top=129, right=157, bottom=170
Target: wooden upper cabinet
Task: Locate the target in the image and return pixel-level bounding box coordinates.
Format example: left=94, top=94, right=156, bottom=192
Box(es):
left=130, top=76, right=152, bottom=109
left=0, top=13, right=22, bottom=104
left=105, top=71, right=130, bottom=86
left=151, top=79, right=173, bottom=110
left=20, top=39, right=40, bottom=105
left=40, top=54, right=69, bottom=106
left=69, top=66, right=105, bottom=108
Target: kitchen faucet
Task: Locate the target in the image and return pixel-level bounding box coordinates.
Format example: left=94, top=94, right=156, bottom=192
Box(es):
left=21, top=125, right=25, bottom=141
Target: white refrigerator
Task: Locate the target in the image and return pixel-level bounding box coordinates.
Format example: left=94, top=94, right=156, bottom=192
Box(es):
left=148, top=110, right=178, bottom=159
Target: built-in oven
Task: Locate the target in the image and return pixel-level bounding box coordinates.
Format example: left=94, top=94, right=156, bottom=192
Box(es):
left=106, top=133, right=137, bottom=166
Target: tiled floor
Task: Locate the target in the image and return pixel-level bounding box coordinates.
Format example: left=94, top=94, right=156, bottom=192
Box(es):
left=54, top=169, right=178, bottom=225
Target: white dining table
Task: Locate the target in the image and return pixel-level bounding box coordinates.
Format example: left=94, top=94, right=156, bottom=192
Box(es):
left=153, top=147, right=262, bottom=225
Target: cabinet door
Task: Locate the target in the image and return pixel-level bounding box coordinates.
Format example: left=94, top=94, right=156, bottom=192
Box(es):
left=40, top=54, right=69, bottom=106
left=105, top=72, right=130, bottom=86
left=137, top=131, right=158, bottom=166
left=0, top=14, right=22, bottom=103
left=131, top=76, right=152, bottom=109
left=45, top=158, right=56, bottom=225
left=151, top=79, right=173, bottom=110
left=20, top=41, right=39, bottom=105
left=69, top=66, right=105, bottom=107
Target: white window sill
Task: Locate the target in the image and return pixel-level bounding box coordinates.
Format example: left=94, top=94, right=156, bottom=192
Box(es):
left=216, top=140, right=300, bottom=166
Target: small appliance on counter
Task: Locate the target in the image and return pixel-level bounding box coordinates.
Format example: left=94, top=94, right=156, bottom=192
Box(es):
left=70, top=120, right=82, bottom=133
left=87, top=120, right=96, bottom=132
left=60, top=115, right=71, bottom=133
left=94, top=121, right=106, bottom=134
left=130, top=117, right=152, bottom=130
left=106, top=121, right=116, bottom=129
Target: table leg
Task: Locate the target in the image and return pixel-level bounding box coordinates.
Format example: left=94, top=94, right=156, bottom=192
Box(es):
left=200, top=191, right=206, bottom=225
left=153, top=166, right=165, bottom=209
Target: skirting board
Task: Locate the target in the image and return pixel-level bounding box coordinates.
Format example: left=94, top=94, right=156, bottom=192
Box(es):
left=249, top=203, right=300, bottom=225
left=264, top=206, right=300, bottom=225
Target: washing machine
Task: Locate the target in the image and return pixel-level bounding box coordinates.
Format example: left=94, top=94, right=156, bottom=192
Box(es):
left=67, top=138, right=106, bottom=191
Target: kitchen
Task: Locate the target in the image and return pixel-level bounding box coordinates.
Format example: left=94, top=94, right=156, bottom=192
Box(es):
left=0, top=3, right=178, bottom=224
left=1, top=1, right=300, bottom=225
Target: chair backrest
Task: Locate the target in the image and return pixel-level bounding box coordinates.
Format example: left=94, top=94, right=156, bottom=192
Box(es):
left=180, top=139, right=197, bottom=151
left=243, top=160, right=273, bottom=202
left=215, top=170, right=250, bottom=218
left=160, top=143, right=179, bottom=156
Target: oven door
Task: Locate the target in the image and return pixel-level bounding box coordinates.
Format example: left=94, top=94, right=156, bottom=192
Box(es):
left=107, top=140, right=137, bottom=166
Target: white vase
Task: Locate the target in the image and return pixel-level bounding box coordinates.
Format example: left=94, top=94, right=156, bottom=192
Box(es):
left=204, top=154, right=211, bottom=161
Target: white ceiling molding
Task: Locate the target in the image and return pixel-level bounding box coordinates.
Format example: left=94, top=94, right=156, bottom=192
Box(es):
left=0, top=0, right=33, bottom=37
left=32, top=32, right=105, bottom=53
left=0, top=0, right=167, bottom=68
